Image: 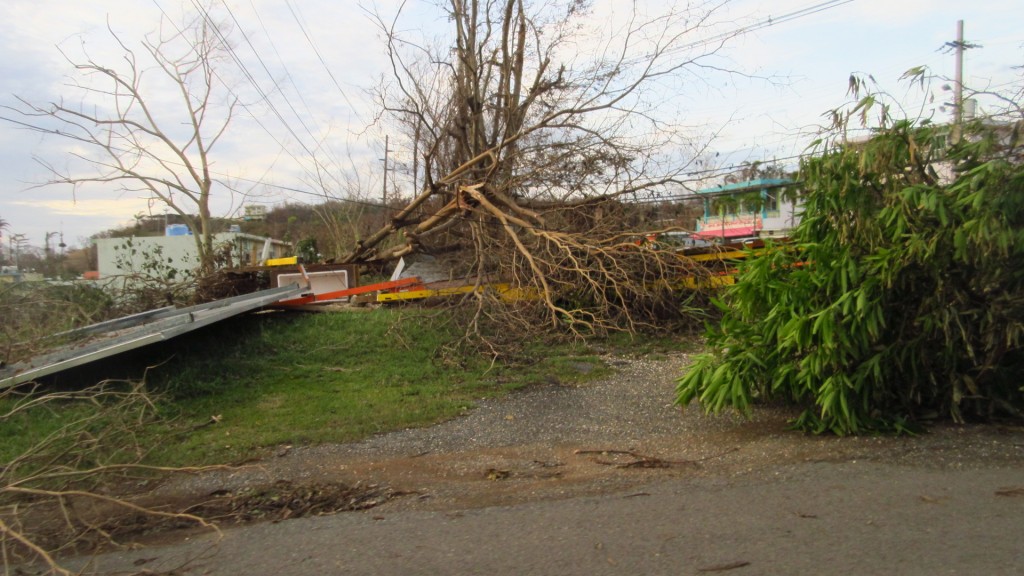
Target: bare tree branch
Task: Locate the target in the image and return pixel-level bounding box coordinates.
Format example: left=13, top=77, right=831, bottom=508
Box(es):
left=0, top=9, right=237, bottom=276
left=351, top=0, right=734, bottom=335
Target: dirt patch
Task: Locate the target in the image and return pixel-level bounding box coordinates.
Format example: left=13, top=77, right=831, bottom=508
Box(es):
left=184, top=480, right=400, bottom=524
left=4, top=479, right=400, bottom=561
left=74, top=353, right=1024, bottom=546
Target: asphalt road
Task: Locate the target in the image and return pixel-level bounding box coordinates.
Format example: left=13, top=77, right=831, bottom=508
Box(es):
left=69, top=459, right=1024, bottom=575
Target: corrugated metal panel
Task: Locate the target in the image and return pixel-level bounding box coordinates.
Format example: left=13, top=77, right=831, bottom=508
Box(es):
left=0, top=284, right=306, bottom=389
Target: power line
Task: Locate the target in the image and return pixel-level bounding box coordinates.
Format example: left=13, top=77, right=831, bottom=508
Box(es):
left=139, top=0, right=901, bottom=220
left=164, top=0, right=366, bottom=207
left=218, top=149, right=822, bottom=217
left=217, top=0, right=321, bottom=150
left=148, top=0, right=317, bottom=180
left=282, top=0, right=359, bottom=115
left=186, top=0, right=318, bottom=160
left=627, top=0, right=855, bottom=65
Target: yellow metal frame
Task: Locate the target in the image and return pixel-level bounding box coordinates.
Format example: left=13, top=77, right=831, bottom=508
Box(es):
left=678, top=274, right=737, bottom=289
left=376, top=248, right=764, bottom=303
left=377, top=283, right=539, bottom=303
left=265, top=256, right=299, bottom=266
left=684, top=249, right=755, bottom=262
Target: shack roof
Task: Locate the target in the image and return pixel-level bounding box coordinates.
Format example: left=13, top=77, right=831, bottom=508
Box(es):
left=696, top=178, right=795, bottom=196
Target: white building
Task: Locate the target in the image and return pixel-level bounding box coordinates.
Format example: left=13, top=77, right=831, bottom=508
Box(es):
left=95, top=232, right=292, bottom=280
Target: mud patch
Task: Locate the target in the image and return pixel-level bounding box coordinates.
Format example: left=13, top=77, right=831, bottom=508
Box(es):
left=4, top=479, right=401, bottom=561
left=185, top=479, right=401, bottom=524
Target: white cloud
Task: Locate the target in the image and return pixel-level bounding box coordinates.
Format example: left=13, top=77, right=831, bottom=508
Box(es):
left=0, top=0, right=1021, bottom=247
left=11, top=197, right=147, bottom=218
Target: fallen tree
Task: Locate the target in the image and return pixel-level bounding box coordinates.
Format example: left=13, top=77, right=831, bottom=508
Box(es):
left=350, top=0, right=750, bottom=336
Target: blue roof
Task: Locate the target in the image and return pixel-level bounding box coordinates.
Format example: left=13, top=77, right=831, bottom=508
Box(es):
left=697, top=178, right=794, bottom=195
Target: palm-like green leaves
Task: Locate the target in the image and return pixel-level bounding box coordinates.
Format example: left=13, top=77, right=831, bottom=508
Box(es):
left=678, top=121, right=1024, bottom=434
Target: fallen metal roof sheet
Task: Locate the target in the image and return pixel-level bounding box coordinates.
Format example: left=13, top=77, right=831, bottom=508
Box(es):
left=0, top=283, right=307, bottom=389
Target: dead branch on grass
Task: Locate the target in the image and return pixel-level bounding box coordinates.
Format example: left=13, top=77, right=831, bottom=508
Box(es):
left=0, top=380, right=221, bottom=574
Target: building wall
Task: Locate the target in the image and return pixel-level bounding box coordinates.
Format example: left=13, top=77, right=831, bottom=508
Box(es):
left=760, top=201, right=800, bottom=236
left=695, top=179, right=800, bottom=240
left=96, top=236, right=201, bottom=280
left=96, top=233, right=292, bottom=279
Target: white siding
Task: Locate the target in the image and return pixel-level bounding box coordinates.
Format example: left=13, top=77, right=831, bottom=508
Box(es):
left=96, top=234, right=292, bottom=279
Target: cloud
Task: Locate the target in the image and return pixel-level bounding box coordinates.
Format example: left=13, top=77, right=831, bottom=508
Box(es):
left=9, top=197, right=147, bottom=218
left=1, top=0, right=1021, bottom=247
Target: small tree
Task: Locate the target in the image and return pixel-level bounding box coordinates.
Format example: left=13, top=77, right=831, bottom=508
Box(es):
left=2, top=11, right=237, bottom=276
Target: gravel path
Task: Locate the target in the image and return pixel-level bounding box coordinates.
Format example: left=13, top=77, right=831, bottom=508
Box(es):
left=155, top=351, right=1024, bottom=512
left=54, top=351, right=1024, bottom=575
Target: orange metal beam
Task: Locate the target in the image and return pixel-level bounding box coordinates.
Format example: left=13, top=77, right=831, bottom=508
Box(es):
left=274, top=276, right=422, bottom=307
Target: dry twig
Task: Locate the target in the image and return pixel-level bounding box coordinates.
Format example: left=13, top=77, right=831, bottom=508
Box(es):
left=1, top=380, right=221, bottom=574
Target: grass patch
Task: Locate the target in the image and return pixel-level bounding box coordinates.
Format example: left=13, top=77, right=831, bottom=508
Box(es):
left=0, top=399, right=95, bottom=464
left=2, top=307, right=689, bottom=468
left=130, top=308, right=608, bottom=465
left=596, top=330, right=701, bottom=358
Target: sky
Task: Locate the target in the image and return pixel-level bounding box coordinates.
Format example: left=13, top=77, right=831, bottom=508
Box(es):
left=0, top=0, right=1020, bottom=253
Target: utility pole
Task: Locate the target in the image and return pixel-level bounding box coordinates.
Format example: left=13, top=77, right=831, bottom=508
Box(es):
left=952, top=20, right=965, bottom=143
left=59, top=230, right=67, bottom=278
left=382, top=135, right=390, bottom=208
left=381, top=135, right=390, bottom=228
left=10, top=233, right=26, bottom=270
left=45, top=231, right=56, bottom=277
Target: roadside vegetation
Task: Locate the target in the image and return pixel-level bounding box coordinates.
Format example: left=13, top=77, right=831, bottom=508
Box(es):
left=4, top=0, right=1020, bottom=569
left=147, top=308, right=619, bottom=465
left=2, top=307, right=621, bottom=468
left=678, top=74, right=1024, bottom=434
left=0, top=282, right=119, bottom=368
left=2, top=304, right=645, bottom=572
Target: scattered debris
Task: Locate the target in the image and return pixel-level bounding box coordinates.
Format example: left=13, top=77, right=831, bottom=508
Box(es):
left=191, top=414, right=223, bottom=431
left=485, top=468, right=511, bottom=481
left=698, top=560, right=751, bottom=572
left=574, top=449, right=697, bottom=469
left=995, top=486, right=1024, bottom=497
left=185, top=480, right=401, bottom=524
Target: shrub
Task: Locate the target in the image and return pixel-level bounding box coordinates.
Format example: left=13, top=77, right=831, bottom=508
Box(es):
left=0, top=282, right=116, bottom=367
left=677, top=118, right=1024, bottom=434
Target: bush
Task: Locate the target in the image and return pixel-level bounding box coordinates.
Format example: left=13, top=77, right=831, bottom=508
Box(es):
left=677, top=118, right=1024, bottom=434
left=0, top=282, right=116, bottom=367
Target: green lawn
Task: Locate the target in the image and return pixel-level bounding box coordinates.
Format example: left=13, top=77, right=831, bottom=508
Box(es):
left=4, top=307, right=619, bottom=467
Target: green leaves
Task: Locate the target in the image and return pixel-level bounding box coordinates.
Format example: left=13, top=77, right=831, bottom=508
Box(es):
left=677, top=120, right=1024, bottom=434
